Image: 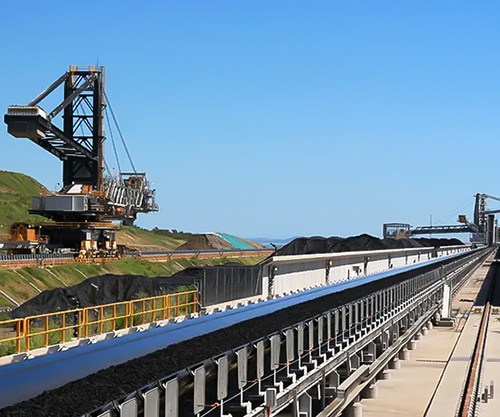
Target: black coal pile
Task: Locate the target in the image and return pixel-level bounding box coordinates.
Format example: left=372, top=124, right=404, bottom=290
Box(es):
left=275, top=234, right=464, bottom=256
left=414, top=237, right=464, bottom=247
left=10, top=274, right=194, bottom=319
left=0, top=259, right=449, bottom=417
left=10, top=263, right=258, bottom=318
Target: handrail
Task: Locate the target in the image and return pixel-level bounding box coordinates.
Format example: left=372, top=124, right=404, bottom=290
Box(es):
left=0, top=290, right=199, bottom=356
left=0, top=250, right=272, bottom=269
left=38, top=221, right=122, bottom=229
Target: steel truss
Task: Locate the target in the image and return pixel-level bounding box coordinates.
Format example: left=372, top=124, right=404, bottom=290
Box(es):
left=88, top=250, right=488, bottom=417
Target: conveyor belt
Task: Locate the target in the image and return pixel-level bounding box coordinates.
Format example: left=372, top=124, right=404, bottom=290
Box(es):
left=0, top=251, right=478, bottom=415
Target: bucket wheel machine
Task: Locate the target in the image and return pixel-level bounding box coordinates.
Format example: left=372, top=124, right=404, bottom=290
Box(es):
left=4, top=65, right=158, bottom=256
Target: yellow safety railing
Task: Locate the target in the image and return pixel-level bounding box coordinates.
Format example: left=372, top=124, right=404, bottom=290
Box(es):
left=0, top=257, right=120, bottom=269
left=0, top=290, right=199, bottom=357
left=38, top=221, right=122, bottom=229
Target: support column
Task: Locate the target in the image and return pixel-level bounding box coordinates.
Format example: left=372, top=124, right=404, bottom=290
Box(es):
left=362, top=383, right=378, bottom=399
left=407, top=340, right=417, bottom=350
left=487, top=214, right=495, bottom=246
left=325, top=370, right=340, bottom=399
left=376, top=365, right=391, bottom=380
left=349, top=354, right=361, bottom=373
left=296, top=391, right=312, bottom=417
left=399, top=348, right=410, bottom=360
left=390, top=357, right=401, bottom=369
left=344, top=402, right=363, bottom=417
left=441, top=279, right=452, bottom=319
left=437, top=279, right=455, bottom=327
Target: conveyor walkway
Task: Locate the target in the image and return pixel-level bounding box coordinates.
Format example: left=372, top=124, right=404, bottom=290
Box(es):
left=362, top=256, right=491, bottom=417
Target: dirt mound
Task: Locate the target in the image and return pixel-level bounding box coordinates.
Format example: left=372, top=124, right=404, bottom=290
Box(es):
left=10, top=275, right=193, bottom=319
left=239, top=237, right=267, bottom=249
left=276, top=234, right=464, bottom=256
left=177, top=234, right=233, bottom=250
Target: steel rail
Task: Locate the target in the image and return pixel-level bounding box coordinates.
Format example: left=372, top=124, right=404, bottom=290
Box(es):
left=457, top=260, right=496, bottom=417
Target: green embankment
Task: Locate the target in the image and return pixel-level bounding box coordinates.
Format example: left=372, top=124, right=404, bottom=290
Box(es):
left=116, top=226, right=188, bottom=250
left=0, top=256, right=266, bottom=308
left=0, top=171, right=193, bottom=249
left=0, top=170, right=47, bottom=233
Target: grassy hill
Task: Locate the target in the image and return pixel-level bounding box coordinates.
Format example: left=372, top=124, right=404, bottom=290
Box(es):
left=116, top=226, right=189, bottom=250
left=0, top=171, right=189, bottom=249
left=0, top=171, right=212, bottom=250
left=0, top=170, right=47, bottom=233
left=0, top=171, right=263, bottom=251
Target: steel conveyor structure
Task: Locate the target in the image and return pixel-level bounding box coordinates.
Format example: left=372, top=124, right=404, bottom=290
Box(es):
left=0, top=248, right=490, bottom=416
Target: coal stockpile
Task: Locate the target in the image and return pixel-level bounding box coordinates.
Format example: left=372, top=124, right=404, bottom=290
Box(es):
left=414, top=237, right=464, bottom=247
left=10, top=264, right=260, bottom=318
left=0, top=258, right=455, bottom=417
left=275, top=233, right=464, bottom=256
left=10, top=274, right=194, bottom=319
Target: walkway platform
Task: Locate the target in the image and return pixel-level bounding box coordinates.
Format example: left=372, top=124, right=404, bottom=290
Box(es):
left=361, top=258, right=492, bottom=417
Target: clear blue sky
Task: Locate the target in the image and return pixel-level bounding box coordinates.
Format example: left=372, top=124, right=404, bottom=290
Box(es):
left=1, top=1, right=499, bottom=239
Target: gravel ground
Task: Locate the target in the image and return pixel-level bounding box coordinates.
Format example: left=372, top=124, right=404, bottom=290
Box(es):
left=0, top=261, right=445, bottom=417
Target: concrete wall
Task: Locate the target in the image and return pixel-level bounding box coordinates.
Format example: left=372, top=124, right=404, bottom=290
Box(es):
left=262, top=245, right=470, bottom=297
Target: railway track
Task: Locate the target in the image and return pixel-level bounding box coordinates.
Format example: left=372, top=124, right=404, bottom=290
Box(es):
left=457, top=259, right=498, bottom=417
left=0, top=249, right=273, bottom=268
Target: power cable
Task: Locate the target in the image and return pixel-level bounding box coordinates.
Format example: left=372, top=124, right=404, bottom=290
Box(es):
left=104, top=106, right=122, bottom=174
left=104, top=91, right=137, bottom=173
left=435, top=198, right=473, bottom=225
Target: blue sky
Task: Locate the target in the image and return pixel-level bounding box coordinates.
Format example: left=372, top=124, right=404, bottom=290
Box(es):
left=1, top=1, right=499, bottom=239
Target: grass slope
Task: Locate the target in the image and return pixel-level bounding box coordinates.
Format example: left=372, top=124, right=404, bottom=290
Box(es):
left=0, top=171, right=189, bottom=250
left=0, top=256, right=266, bottom=308
left=116, top=226, right=188, bottom=250
left=0, top=170, right=47, bottom=233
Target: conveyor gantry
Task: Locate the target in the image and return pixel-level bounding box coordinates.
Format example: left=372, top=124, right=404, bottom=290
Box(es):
left=0, top=248, right=490, bottom=417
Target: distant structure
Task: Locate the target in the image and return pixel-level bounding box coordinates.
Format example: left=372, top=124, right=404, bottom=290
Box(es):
left=383, top=193, right=498, bottom=246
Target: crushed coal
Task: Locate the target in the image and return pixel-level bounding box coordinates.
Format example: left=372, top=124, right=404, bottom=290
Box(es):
left=275, top=234, right=464, bottom=256
left=0, top=257, right=458, bottom=417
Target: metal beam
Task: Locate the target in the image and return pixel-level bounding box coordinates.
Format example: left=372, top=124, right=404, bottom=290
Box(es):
left=48, top=75, right=96, bottom=119
left=410, top=225, right=475, bottom=235
left=28, top=73, right=67, bottom=106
